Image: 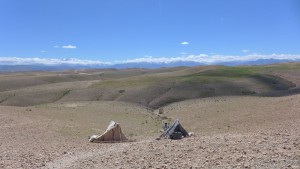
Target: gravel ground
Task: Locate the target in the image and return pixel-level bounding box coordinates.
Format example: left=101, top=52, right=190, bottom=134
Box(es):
left=0, top=97, right=300, bottom=169
left=53, top=125, right=300, bottom=169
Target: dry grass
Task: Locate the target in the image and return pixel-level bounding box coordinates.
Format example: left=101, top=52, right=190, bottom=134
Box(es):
left=1, top=93, right=300, bottom=168
left=163, top=95, right=300, bottom=135
left=1, top=63, right=300, bottom=168
left=1, top=63, right=300, bottom=108
left=31, top=101, right=164, bottom=138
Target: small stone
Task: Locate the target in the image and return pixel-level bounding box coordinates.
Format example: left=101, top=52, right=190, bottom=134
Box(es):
left=244, top=162, right=250, bottom=168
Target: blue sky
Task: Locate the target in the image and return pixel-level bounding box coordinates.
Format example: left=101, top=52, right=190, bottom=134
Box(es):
left=0, top=0, right=300, bottom=65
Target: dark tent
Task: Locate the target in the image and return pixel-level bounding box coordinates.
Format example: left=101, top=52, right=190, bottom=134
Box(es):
left=160, top=119, right=189, bottom=139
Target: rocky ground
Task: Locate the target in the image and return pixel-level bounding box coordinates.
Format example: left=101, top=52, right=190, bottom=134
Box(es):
left=1, top=95, right=300, bottom=169
left=1, top=121, right=300, bottom=169
left=48, top=124, right=300, bottom=169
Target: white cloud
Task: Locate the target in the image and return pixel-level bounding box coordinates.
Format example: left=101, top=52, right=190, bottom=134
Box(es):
left=242, top=49, right=250, bottom=53
left=181, top=42, right=189, bottom=45
left=0, top=57, right=111, bottom=66
left=120, top=53, right=300, bottom=64
left=1, top=53, right=300, bottom=66
left=62, top=45, right=77, bottom=49
left=40, top=50, right=46, bottom=53
left=53, top=45, right=59, bottom=48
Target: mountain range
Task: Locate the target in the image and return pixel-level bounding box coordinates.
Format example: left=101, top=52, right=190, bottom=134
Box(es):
left=0, top=58, right=299, bottom=72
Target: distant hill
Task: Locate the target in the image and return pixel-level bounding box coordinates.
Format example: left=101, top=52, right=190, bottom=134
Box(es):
left=0, top=64, right=100, bottom=72
left=1, top=62, right=300, bottom=108
left=217, top=59, right=296, bottom=66
left=0, top=59, right=299, bottom=72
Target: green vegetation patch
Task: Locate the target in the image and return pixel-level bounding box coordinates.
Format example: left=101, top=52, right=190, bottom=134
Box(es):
left=187, top=66, right=262, bottom=78
left=55, top=89, right=71, bottom=101
left=91, top=75, right=173, bottom=88
left=0, top=97, right=10, bottom=103
left=252, top=74, right=296, bottom=90
left=37, top=76, right=76, bottom=83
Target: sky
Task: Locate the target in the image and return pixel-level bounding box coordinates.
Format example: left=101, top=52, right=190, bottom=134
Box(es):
left=0, top=0, right=300, bottom=65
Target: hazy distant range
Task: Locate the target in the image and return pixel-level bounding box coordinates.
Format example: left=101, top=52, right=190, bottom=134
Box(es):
left=0, top=59, right=298, bottom=72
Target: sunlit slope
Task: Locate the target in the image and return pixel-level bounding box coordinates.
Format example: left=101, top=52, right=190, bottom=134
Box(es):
left=163, top=94, right=300, bottom=135
left=0, top=63, right=300, bottom=108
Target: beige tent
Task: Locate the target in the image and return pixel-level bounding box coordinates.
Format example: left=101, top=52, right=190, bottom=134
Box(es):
left=89, top=121, right=128, bottom=143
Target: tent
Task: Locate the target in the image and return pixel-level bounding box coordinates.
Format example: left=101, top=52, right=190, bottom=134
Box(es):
left=160, top=119, right=189, bottom=140
left=89, top=121, right=128, bottom=143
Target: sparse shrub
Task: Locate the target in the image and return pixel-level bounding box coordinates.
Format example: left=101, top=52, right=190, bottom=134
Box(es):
left=56, top=89, right=71, bottom=100
left=160, top=116, right=168, bottom=120
left=241, top=90, right=256, bottom=95
left=158, top=108, right=164, bottom=114
left=128, top=133, right=134, bottom=137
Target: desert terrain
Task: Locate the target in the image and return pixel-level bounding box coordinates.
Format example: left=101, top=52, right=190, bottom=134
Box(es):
left=1, top=63, right=300, bottom=168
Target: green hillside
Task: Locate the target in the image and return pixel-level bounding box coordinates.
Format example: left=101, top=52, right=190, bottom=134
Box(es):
left=0, top=63, right=299, bottom=108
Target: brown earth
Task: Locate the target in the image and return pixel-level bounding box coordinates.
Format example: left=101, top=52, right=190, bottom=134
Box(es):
left=1, top=94, right=300, bottom=168
left=1, top=64, right=300, bottom=168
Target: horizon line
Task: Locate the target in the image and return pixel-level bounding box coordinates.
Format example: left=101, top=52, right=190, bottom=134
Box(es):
left=0, top=53, right=300, bottom=66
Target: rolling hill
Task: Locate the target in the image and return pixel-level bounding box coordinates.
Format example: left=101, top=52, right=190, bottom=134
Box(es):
left=0, top=63, right=300, bottom=108
left=1, top=62, right=300, bottom=168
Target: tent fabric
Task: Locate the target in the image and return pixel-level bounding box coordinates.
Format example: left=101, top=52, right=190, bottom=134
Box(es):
left=160, top=119, right=189, bottom=139
left=89, top=121, right=128, bottom=143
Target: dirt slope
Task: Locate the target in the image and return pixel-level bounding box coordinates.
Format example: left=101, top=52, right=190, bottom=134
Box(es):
left=1, top=94, right=300, bottom=168
left=1, top=63, right=300, bottom=108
